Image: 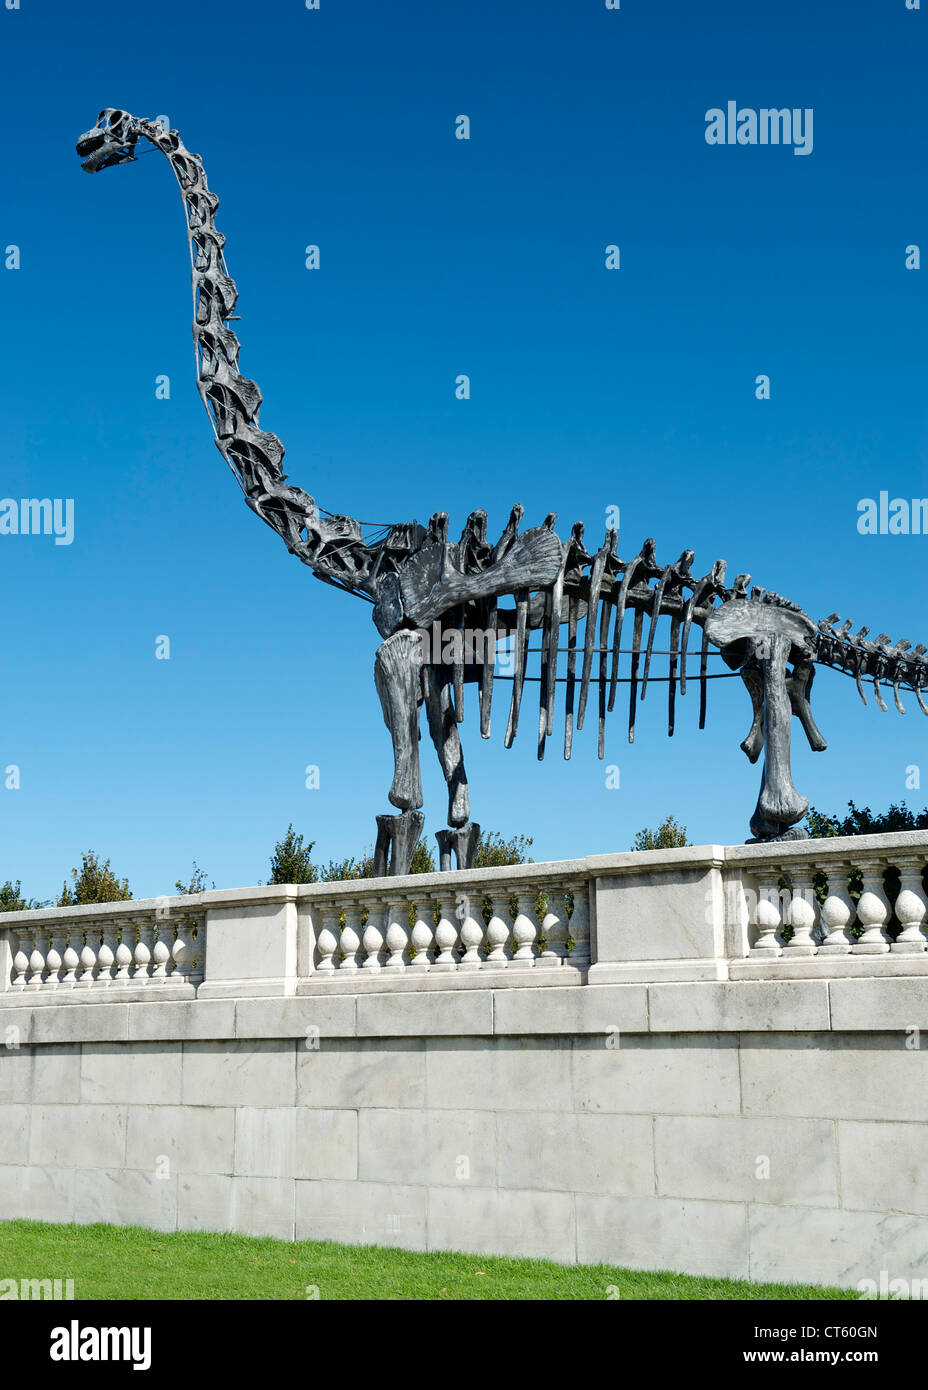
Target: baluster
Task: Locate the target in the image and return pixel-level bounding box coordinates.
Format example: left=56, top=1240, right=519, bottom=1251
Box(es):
left=316, top=904, right=340, bottom=974
left=538, top=883, right=569, bottom=966
left=170, top=920, right=188, bottom=981
left=408, top=899, right=435, bottom=973
left=432, top=896, right=460, bottom=971
left=457, top=893, right=485, bottom=970
left=783, top=869, right=817, bottom=955
left=114, top=920, right=135, bottom=983
left=891, top=857, right=928, bottom=954
left=852, top=859, right=892, bottom=954
left=97, top=920, right=118, bottom=983
left=818, top=861, right=855, bottom=955
left=61, top=927, right=81, bottom=986
left=383, top=898, right=409, bottom=972
left=45, top=926, right=65, bottom=988
left=28, top=926, right=50, bottom=988
left=151, top=921, right=172, bottom=981
left=361, top=899, right=385, bottom=971
left=339, top=904, right=363, bottom=973
left=749, top=874, right=784, bottom=957
left=566, top=881, right=591, bottom=968
left=78, top=924, right=100, bottom=986
left=811, top=893, right=826, bottom=947
left=483, top=894, right=511, bottom=968
left=133, top=919, right=154, bottom=982
left=188, top=920, right=206, bottom=986
left=12, top=927, right=32, bottom=990
left=511, top=891, right=540, bottom=968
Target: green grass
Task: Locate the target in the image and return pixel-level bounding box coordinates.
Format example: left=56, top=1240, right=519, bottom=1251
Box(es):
left=0, top=1220, right=853, bottom=1300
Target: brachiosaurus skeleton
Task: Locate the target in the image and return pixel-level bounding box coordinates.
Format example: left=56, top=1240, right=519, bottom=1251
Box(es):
left=75, top=110, right=928, bottom=872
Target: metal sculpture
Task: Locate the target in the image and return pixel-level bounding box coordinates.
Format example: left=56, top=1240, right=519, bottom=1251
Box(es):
left=75, top=110, right=928, bottom=873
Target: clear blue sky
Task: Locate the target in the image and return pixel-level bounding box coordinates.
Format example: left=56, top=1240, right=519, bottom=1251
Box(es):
left=1, top=0, right=926, bottom=901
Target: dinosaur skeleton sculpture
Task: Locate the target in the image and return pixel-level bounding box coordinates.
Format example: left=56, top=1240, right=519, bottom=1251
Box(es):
left=75, top=110, right=928, bottom=873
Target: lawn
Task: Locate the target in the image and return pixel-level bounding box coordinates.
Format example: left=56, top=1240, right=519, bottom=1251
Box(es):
left=0, top=1220, right=853, bottom=1300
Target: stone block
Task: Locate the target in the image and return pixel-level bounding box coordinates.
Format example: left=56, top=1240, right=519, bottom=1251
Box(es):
left=0, top=1163, right=75, bottom=1224
left=655, top=1115, right=838, bottom=1206
left=356, top=990, right=493, bottom=1038
left=127, top=999, right=236, bottom=1042
left=648, top=980, right=830, bottom=1033
left=358, top=1108, right=496, bottom=1187
left=425, top=1037, right=572, bottom=1112
left=81, top=1042, right=183, bottom=1105
left=576, top=1193, right=749, bottom=1279
left=748, top=1202, right=928, bottom=1289
left=426, top=1186, right=576, bottom=1262
left=0, top=1045, right=34, bottom=1103
left=181, top=1039, right=296, bottom=1108
left=29, top=1104, right=126, bottom=1169
left=0, top=1105, right=31, bottom=1164
left=594, top=864, right=724, bottom=964
left=230, top=1176, right=294, bottom=1240
left=126, top=1104, right=234, bottom=1176
left=74, top=1166, right=177, bottom=1233
left=234, top=1107, right=295, bottom=1179
left=498, top=1111, right=654, bottom=1197
left=177, top=1173, right=235, bottom=1233
left=572, top=1033, right=741, bottom=1115
left=30, top=1045, right=82, bottom=1103
left=294, top=1109, right=357, bottom=1181
left=199, top=900, right=298, bottom=994
left=294, top=1178, right=427, bottom=1251
left=0, top=1009, right=32, bottom=1049
left=493, top=985, right=649, bottom=1036
left=298, top=1038, right=426, bottom=1111
left=740, top=1032, right=928, bottom=1121
left=235, top=995, right=356, bottom=1042
left=30, top=1004, right=128, bottom=1044
left=839, top=1121, right=928, bottom=1217
left=829, top=978, right=928, bottom=1032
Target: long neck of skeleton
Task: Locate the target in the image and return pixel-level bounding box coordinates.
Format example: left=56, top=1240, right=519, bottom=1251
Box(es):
left=131, top=119, right=285, bottom=496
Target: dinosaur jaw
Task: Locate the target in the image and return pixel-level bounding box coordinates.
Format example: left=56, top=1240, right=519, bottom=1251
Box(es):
left=76, top=125, right=137, bottom=173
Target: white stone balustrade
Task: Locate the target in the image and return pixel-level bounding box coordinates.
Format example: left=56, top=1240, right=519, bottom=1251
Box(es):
left=2, top=831, right=928, bottom=998
left=734, top=831, right=928, bottom=974
left=303, top=876, right=586, bottom=976
left=4, top=904, right=205, bottom=998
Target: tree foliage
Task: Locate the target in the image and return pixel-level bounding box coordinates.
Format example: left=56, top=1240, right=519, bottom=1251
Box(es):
left=268, top=825, right=319, bottom=885
left=631, top=815, right=692, bottom=852
left=58, top=851, right=132, bottom=906
left=0, top=880, right=46, bottom=913
left=174, top=861, right=215, bottom=895
left=268, top=825, right=532, bottom=884
left=806, top=800, right=928, bottom=839
left=472, top=830, right=534, bottom=868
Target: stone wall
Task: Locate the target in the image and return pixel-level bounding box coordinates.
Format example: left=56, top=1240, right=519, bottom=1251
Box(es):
left=2, top=979, right=927, bottom=1288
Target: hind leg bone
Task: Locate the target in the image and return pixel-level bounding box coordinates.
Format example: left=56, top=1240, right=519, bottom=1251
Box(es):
left=423, top=664, right=470, bottom=828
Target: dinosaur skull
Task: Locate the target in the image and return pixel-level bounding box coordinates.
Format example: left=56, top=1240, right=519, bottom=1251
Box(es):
left=76, top=109, right=139, bottom=173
